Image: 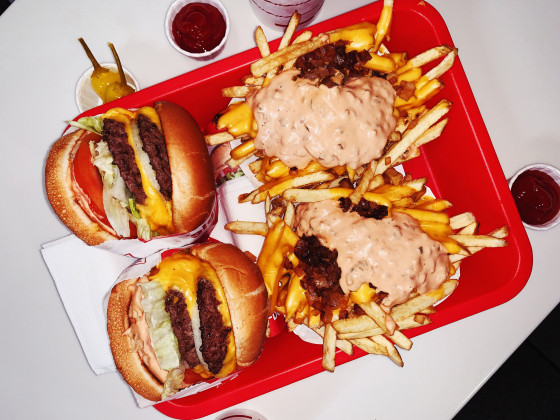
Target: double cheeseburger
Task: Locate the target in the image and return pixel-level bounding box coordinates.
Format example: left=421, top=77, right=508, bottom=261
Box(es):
left=107, top=243, right=269, bottom=401
left=45, top=101, right=216, bottom=245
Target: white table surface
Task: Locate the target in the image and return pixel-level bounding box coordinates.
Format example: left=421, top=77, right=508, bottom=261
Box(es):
left=1, top=0, right=559, bottom=419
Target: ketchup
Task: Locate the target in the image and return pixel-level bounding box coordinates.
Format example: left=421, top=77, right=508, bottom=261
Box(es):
left=171, top=3, right=226, bottom=53
left=511, top=169, right=560, bottom=225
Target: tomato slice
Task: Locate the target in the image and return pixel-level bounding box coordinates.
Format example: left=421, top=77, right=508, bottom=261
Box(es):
left=72, top=131, right=137, bottom=238
left=73, top=132, right=109, bottom=225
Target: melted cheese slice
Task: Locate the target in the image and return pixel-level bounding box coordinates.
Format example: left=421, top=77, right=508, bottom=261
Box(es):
left=328, top=22, right=377, bottom=52
left=349, top=283, right=377, bottom=305
left=217, top=102, right=258, bottom=138
left=102, top=107, right=173, bottom=234
left=149, top=252, right=237, bottom=378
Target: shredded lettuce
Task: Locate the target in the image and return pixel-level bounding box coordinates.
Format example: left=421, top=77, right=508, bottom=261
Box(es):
left=91, top=140, right=131, bottom=237
left=135, top=218, right=152, bottom=241
left=68, top=116, right=103, bottom=134
left=162, top=365, right=186, bottom=400
left=103, top=195, right=130, bottom=238
left=128, top=198, right=140, bottom=219
left=140, top=281, right=181, bottom=371
left=126, top=199, right=151, bottom=240
left=90, top=141, right=114, bottom=178
left=88, top=133, right=157, bottom=241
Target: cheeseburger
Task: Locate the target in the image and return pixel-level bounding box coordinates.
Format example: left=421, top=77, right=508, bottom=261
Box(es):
left=45, top=101, right=216, bottom=245
left=107, top=243, right=268, bottom=401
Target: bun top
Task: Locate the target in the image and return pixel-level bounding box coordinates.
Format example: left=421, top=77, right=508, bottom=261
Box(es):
left=156, top=101, right=217, bottom=233
left=190, top=243, right=269, bottom=367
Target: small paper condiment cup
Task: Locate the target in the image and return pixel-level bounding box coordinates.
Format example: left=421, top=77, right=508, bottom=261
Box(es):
left=508, top=163, right=560, bottom=231
left=215, top=408, right=268, bottom=420
left=165, top=0, right=230, bottom=59
left=75, top=63, right=139, bottom=113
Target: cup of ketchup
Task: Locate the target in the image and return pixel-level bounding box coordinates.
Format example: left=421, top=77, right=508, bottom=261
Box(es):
left=509, top=163, right=560, bottom=230
left=165, top=0, right=229, bottom=58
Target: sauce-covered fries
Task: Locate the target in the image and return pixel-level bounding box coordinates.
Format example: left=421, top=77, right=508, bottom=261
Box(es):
left=213, top=0, right=509, bottom=371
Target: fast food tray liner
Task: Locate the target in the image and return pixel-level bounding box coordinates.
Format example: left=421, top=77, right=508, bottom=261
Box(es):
left=73, top=0, right=532, bottom=417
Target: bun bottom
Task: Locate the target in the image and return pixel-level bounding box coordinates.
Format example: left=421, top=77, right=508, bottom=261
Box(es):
left=107, top=279, right=164, bottom=401
left=45, top=129, right=119, bottom=245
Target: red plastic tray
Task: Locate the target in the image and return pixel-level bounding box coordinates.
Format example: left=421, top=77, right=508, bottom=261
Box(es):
left=76, top=1, right=532, bottom=418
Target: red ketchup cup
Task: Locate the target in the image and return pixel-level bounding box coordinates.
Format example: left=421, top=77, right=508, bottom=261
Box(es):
left=165, top=0, right=230, bottom=58
left=508, top=163, right=560, bottom=230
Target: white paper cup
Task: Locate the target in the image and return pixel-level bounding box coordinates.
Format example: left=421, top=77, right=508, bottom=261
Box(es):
left=249, top=0, right=324, bottom=29
left=215, top=408, right=268, bottom=420
left=165, top=0, right=230, bottom=58
left=75, top=63, right=138, bottom=113
left=508, top=163, right=560, bottom=231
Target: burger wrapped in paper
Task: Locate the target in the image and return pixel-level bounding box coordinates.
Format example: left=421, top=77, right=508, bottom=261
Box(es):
left=106, top=242, right=269, bottom=402
left=45, top=101, right=217, bottom=251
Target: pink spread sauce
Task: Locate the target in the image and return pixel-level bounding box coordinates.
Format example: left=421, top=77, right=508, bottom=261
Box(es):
left=246, top=69, right=397, bottom=170
left=295, top=200, right=450, bottom=310
left=127, top=277, right=168, bottom=383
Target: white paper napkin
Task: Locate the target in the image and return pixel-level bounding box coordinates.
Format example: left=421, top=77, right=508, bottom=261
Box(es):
left=41, top=236, right=135, bottom=373
left=41, top=175, right=265, bottom=376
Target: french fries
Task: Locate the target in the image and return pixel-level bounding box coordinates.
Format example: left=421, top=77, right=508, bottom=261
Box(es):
left=335, top=316, right=431, bottom=340
left=372, top=0, right=394, bottom=53
left=228, top=162, right=507, bottom=371
left=225, top=221, right=268, bottom=236
left=358, top=300, right=395, bottom=335
left=204, top=0, right=458, bottom=193
left=391, top=280, right=458, bottom=322
left=372, top=334, right=403, bottom=366
left=312, top=325, right=354, bottom=355
left=212, top=0, right=508, bottom=373
left=375, top=99, right=451, bottom=175
left=250, top=34, right=329, bottom=78
left=322, top=324, right=337, bottom=372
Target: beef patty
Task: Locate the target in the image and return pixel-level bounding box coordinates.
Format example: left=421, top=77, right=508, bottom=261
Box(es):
left=197, top=278, right=231, bottom=375
left=137, top=114, right=172, bottom=201
left=102, top=118, right=147, bottom=203
left=164, top=288, right=200, bottom=368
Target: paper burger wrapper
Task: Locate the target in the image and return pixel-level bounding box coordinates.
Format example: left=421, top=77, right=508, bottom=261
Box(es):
left=92, top=197, right=219, bottom=259
left=102, top=246, right=242, bottom=408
